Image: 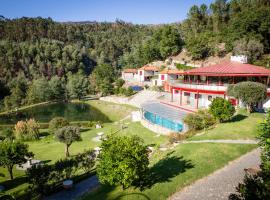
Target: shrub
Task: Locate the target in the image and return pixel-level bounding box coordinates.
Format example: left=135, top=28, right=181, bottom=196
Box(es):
left=14, top=119, right=40, bottom=140
left=26, top=164, right=52, bottom=197
left=209, top=97, right=235, bottom=122
left=115, top=79, right=125, bottom=88
left=75, top=150, right=95, bottom=173
left=0, top=128, right=14, bottom=141
left=97, top=134, right=149, bottom=190
left=53, top=157, right=78, bottom=180
left=168, top=132, right=186, bottom=144
left=184, top=110, right=215, bottom=131
left=124, top=87, right=134, bottom=96
left=26, top=119, right=40, bottom=140
left=49, top=117, right=69, bottom=133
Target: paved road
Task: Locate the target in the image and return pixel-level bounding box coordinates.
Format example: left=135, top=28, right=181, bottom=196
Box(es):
left=43, top=175, right=99, bottom=200
left=169, top=148, right=260, bottom=200
left=183, top=139, right=258, bottom=144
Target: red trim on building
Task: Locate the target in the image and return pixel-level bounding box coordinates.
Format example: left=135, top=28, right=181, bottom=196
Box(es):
left=171, top=86, right=225, bottom=95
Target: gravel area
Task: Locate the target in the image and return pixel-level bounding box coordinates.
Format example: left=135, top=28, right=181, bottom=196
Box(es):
left=169, top=148, right=260, bottom=200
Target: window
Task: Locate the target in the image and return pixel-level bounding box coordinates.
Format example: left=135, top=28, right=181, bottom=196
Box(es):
left=184, top=92, right=190, bottom=96
left=139, top=71, right=142, bottom=76
left=195, top=94, right=202, bottom=99
left=208, top=95, right=213, bottom=101
left=161, top=75, right=165, bottom=80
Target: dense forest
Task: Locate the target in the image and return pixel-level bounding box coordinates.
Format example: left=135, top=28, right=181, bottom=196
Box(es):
left=0, top=0, right=270, bottom=111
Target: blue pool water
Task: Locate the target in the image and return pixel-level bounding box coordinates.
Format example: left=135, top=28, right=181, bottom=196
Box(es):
left=144, top=111, right=183, bottom=132
left=131, top=85, right=143, bottom=91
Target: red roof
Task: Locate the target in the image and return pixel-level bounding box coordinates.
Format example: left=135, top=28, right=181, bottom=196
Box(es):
left=123, top=68, right=138, bottom=73
left=185, top=61, right=270, bottom=76
left=160, top=69, right=184, bottom=75
left=139, top=65, right=160, bottom=71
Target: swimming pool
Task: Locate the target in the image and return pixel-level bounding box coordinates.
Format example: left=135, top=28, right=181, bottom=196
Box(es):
left=141, top=101, right=187, bottom=132
left=131, top=85, right=143, bottom=91
left=144, top=111, right=183, bottom=132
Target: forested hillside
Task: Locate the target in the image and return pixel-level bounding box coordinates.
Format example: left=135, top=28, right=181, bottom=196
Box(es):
left=0, top=0, right=270, bottom=111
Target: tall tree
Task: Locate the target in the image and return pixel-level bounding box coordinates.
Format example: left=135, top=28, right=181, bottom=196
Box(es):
left=55, top=126, right=81, bottom=157
left=0, top=141, right=33, bottom=179
left=66, top=72, right=88, bottom=99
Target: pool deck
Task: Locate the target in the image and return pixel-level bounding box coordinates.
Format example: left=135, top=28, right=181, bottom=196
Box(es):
left=160, top=100, right=197, bottom=113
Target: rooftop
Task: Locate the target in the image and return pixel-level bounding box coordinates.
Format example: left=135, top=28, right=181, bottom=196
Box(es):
left=123, top=68, right=138, bottom=73
left=139, top=65, right=160, bottom=71
left=160, top=69, right=184, bottom=75
left=185, top=61, right=270, bottom=76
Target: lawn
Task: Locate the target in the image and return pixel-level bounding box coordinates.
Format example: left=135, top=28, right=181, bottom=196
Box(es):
left=0, top=100, right=142, bottom=198
left=0, top=102, right=262, bottom=199
left=0, top=121, right=167, bottom=197
left=188, top=111, right=264, bottom=141
left=83, top=100, right=137, bottom=122
left=81, top=143, right=257, bottom=200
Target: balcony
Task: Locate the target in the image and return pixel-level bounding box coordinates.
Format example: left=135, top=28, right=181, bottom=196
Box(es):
left=169, top=80, right=227, bottom=92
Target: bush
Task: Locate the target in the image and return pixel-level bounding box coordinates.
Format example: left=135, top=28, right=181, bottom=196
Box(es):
left=0, top=128, right=14, bottom=141
left=209, top=97, right=235, bottom=122
left=26, top=150, right=95, bottom=197
left=49, top=117, right=69, bottom=133
left=168, top=132, right=186, bottom=144
left=14, top=119, right=40, bottom=140
left=97, top=134, right=149, bottom=190
left=115, top=79, right=125, bottom=88
left=124, top=87, right=134, bottom=97
left=26, top=164, right=52, bottom=197
left=184, top=110, right=215, bottom=131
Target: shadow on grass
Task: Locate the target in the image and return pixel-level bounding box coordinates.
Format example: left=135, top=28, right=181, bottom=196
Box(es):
left=114, top=192, right=151, bottom=200
left=80, top=128, right=91, bottom=133
left=230, top=114, right=247, bottom=122
left=139, top=151, right=194, bottom=190
left=1, top=176, right=27, bottom=190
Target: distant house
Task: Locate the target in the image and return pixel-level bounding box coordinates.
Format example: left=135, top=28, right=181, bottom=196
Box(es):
left=138, top=66, right=160, bottom=82
left=121, top=68, right=138, bottom=81
left=157, top=69, right=184, bottom=88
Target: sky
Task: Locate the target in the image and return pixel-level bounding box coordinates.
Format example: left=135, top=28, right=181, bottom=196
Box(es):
left=1, top=0, right=213, bottom=24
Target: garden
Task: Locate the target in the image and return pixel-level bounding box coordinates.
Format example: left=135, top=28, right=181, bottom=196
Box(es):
left=0, top=98, right=263, bottom=200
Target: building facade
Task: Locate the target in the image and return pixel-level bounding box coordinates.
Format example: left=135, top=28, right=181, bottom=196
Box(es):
left=165, top=58, right=270, bottom=110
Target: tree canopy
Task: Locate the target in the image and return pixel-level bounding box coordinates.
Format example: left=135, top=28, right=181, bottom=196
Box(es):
left=97, top=134, right=149, bottom=190
left=227, top=81, right=267, bottom=112
left=0, top=141, right=33, bottom=179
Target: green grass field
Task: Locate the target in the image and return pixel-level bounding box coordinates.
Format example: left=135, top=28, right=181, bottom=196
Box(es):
left=189, top=111, right=264, bottom=141
left=0, top=102, right=262, bottom=199
left=81, top=143, right=256, bottom=200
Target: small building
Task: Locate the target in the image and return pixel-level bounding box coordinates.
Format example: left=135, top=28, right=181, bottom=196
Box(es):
left=138, top=66, right=160, bottom=82
left=166, top=57, right=270, bottom=110
left=157, top=69, right=184, bottom=88
left=121, top=68, right=138, bottom=82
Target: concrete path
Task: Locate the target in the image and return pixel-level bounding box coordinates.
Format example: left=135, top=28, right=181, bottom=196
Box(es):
left=43, top=175, right=99, bottom=200
left=183, top=139, right=258, bottom=144
left=169, top=148, right=260, bottom=200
